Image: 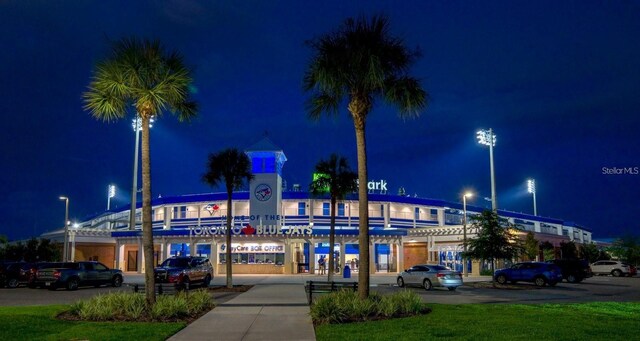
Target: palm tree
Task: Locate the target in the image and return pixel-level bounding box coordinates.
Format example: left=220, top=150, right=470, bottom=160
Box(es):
left=304, top=15, right=428, bottom=298
left=84, top=38, right=197, bottom=305
left=310, top=154, right=358, bottom=282
left=203, top=148, right=253, bottom=288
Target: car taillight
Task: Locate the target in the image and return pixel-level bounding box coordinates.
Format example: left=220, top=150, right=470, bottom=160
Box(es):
left=437, top=273, right=445, bottom=278
left=53, top=271, right=61, bottom=278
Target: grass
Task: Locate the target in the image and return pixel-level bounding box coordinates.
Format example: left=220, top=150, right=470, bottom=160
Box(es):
left=315, top=302, right=640, bottom=341
left=0, top=305, right=185, bottom=341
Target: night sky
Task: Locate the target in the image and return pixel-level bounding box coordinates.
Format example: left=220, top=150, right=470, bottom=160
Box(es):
left=1, top=1, right=638, bottom=241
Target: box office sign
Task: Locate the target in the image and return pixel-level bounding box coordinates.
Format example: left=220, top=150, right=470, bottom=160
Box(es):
left=218, top=243, right=284, bottom=253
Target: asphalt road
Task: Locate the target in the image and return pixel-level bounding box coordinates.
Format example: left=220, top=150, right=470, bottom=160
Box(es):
left=1, top=275, right=638, bottom=306
left=374, top=275, right=640, bottom=304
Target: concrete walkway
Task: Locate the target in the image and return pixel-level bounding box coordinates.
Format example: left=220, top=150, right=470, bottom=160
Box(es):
left=168, top=284, right=315, bottom=341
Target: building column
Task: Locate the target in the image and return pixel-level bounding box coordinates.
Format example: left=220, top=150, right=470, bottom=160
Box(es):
left=437, top=209, right=445, bottom=226
left=384, top=203, right=391, bottom=228
left=163, top=239, right=171, bottom=260
left=397, top=240, right=404, bottom=273
left=309, top=239, right=315, bottom=274
left=534, top=221, right=541, bottom=233
left=210, top=239, right=218, bottom=275
left=137, top=238, right=143, bottom=273
left=339, top=239, right=346, bottom=275
left=119, top=242, right=126, bottom=271
left=370, top=242, right=376, bottom=274
left=164, top=206, right=172, bottom=229
left=115, top=240, right=121, bottom=270
left=284, top=239, right=293, bottom=274
left=70, top=232, right=76, bottom=262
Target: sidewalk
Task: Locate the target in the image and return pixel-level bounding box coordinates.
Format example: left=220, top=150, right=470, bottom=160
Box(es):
left=168, top=284, right=315, bottom=341
left=165, top=274, right=492, bottom=341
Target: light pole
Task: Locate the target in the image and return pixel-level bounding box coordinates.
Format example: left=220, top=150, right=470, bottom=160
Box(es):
left=129, top=117, right=153, bottom=230
left=527, top=178, right=537, bottom=216
left=462, top=192, right=473, bottom=277
left=107, top=184, right=116, bottom=210
left=476, top=129, right=497, bottom=211
left=59, top=196, right=69, bottom=262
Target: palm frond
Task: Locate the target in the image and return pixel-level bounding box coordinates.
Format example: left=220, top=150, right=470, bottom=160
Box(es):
left=383, top=76, right=428, bottom=118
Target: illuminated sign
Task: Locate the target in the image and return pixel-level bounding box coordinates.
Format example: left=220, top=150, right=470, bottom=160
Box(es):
left=191, top=224, right=312, bottom=237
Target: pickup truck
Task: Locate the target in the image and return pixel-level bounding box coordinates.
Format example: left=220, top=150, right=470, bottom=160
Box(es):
left=35, top=261, right=123, bottom=290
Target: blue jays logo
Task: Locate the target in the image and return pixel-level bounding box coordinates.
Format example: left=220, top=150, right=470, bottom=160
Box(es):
left=254, top=184, right=272, bottom=201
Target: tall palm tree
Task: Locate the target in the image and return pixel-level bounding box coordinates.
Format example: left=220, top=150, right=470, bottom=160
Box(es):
left=310, top=154, right=358, bottom=282
left=304, top=15, right=428, bottom=298
left=203, top=148, right=253, bottom=288
left=84, top=38, right=197, bottom=305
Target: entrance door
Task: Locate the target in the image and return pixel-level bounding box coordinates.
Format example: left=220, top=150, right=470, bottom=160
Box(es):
left=127, top=251, right=138, bottom=272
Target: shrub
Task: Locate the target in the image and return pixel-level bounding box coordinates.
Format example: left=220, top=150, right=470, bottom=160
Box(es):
left=67, top=290, right=214, bottom=322
left=309, top=289, right=429, bottom=325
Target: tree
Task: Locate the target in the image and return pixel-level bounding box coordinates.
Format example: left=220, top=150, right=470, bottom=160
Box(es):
left=309, top=154, right=358, bottom=281
left=84, top=38, right=197, bottom=305
left=304, top=15, right=428, bottom=298
left=465, top=210, right=523, bottom=284
left=607, top=235, right=640, bottom=266
left=540, top=241, right=555, bottom=261
left=579, top=242, right=600, bottom=263
left=560, top=241, right=578, bottom=259
left=523, top=232, right=539, bottom=261
left=203, top=148, right=253, bottom=288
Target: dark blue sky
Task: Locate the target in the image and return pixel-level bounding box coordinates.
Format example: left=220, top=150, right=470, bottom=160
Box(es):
left=1, top=1, right=638, bottom=241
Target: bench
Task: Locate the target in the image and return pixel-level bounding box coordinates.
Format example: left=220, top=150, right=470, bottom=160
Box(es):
left=304, top=280, right=358, bottom=304
left=128, top=283, right=188, bottom=295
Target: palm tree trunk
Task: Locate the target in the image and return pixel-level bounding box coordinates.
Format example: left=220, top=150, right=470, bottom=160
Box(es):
left=328, top=197, right=336, bottom=282
left=141, top=115, right=156, bottom=305
left=353, top=114, right=370, bottom=299
left=226, top=190, right=233, bottom=289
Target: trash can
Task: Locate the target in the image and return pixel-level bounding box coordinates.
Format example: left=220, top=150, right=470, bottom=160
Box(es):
left=343, top=265, right=351, bottom=278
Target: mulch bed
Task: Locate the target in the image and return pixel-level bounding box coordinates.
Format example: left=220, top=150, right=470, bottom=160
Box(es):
left=56, top=308, right=211, bottom=324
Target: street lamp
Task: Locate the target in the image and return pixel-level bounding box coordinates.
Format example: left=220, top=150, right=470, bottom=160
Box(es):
left=107, top=184, right=116, bottom=210
left=129, top=116, right=154, bottom=230
left=476, top=129, right=497, bottom=211
left=462, top=192, right=473, bottom=277
left=59, top=196, right=69, bottom=262
left=527, top=178, right=537, bottom=216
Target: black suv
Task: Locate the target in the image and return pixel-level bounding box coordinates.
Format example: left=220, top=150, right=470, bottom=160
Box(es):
left=154, top=256, right=213, bottom=289
left=547, top=259, right=593, bottom=283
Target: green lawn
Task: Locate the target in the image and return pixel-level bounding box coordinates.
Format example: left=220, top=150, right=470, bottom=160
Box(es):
left=0, top=305, right=184, bottom=341
left=316, top=302, right=640, bottom=341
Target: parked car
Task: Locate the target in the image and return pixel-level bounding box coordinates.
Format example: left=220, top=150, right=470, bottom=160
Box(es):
left=494, top=262, right=563, bottom=287
left=397, top=264, right=463, bottom=291
left=154, top=256, right=213, bottom=289
left=590, top=260, right=635, bottom=277
left=27, top=262, right=71, bottom=288
left=35, top=261, right=123, bottom=290
left=0, top=262, right=34, bottom=288
left=547, top=259, right=593, bottom=283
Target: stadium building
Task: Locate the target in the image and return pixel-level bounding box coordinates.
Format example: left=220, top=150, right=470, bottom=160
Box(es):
left=43, top=139, right=592, bottom=275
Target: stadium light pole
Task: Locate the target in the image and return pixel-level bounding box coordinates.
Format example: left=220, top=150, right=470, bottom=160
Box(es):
left=476, top=129, right=497, bottom=211
left=462, top=192, right=473, bottom=277
left=129, top=117, right=153, bottom=230
left=59, top=196, right=69, bottom=261
left=527, top=178, right=537, bottom=216
left=107, top=184, right=116, bottom=210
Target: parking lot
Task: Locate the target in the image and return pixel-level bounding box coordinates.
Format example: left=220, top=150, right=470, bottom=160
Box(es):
left=1, top=274, right=638, bottom=306
left=374, top=275, right=640, bottom=304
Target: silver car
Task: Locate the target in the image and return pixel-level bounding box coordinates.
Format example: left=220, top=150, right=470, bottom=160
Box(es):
left=397, top=264, right=463, bottom=291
